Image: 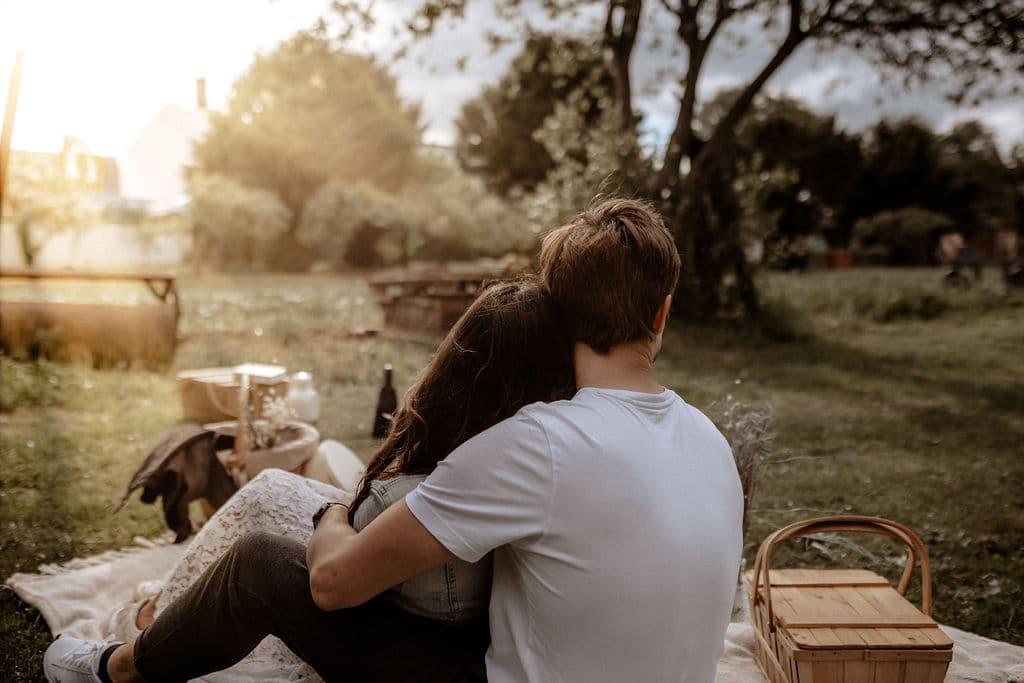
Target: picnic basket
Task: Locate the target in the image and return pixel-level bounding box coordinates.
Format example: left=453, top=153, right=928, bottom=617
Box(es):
left=177, top=364, right=289, bottom=422
left=746, top=516, right=952, bottom=683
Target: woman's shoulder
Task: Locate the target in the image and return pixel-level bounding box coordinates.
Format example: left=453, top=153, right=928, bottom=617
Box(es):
left=352, top=473, right=428, bottom=531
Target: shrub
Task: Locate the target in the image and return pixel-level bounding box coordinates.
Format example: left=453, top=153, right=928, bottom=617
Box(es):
left=756, top=295, right=815, bottom=342
left=188, top=174, right=292, bottom=270
left=0, top=356, right=67, bottom=413
left=407, top=158, right=536, bottom=261
left=875, top=290, right=950, bottom=322
left=298, top=160, right=534, bottom=270
left=297, top=181, right=420, bottom=269
left=852, top=207, right=953, bottom=266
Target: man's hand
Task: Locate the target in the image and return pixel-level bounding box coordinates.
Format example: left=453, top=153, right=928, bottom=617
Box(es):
left=305, top=499, right=454, bottom=611
left=306, top=503, right=356, bottom=568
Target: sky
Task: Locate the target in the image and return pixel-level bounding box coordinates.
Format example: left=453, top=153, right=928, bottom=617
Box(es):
left=2, top=0, right=1022, bottom=158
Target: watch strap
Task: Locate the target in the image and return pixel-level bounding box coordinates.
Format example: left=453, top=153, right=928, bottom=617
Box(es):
left=312, top=501, right=346, bottom=529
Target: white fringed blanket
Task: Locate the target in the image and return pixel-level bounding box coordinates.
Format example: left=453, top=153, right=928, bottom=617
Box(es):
left=7, top=540, right=1024, bottom=682
left=6, top=538, right=319, bottom=682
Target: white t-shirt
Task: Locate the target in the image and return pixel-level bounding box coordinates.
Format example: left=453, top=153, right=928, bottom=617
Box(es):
left=406, top=387, right=743, bottom=683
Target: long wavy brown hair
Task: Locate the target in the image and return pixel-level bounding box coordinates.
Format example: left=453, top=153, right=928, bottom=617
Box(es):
left=348, top=277, right=575, bottom=523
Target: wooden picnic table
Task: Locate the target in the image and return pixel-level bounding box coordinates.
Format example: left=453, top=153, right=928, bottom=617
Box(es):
left=368, top=270, right=495, bottom=332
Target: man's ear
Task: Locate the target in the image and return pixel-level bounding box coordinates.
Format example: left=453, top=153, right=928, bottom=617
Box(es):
left=652, top=294, right=672, bottom=335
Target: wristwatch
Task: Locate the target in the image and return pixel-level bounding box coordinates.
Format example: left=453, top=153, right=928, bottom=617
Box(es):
left=312, top=502, right=346, bottom=529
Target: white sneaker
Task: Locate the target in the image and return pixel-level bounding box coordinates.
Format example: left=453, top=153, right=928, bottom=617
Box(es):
left=43, top=635, right=122, bottom=683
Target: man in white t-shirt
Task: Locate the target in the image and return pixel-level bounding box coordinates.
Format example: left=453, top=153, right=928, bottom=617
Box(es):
left=403, top=199, right=744, bottom=681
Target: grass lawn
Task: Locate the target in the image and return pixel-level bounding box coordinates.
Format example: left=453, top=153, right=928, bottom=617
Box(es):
left=2, top=267, right=1022, bottom=680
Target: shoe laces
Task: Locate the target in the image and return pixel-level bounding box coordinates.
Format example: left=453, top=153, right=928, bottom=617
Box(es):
left=60, top=636, right=119, bottom=668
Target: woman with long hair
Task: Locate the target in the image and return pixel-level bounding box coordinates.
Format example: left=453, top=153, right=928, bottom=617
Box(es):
left=106, top=276, right=574, bottom=678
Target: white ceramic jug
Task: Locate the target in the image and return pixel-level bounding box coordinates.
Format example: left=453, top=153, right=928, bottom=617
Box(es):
left=288, top=371, right=320, bottom=423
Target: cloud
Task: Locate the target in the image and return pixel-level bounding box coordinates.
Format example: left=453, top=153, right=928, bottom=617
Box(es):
left=940, top=102, right=1024, bottom=151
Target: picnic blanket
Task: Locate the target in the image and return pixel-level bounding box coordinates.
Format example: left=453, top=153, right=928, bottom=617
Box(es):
left=7, top=540, right=1024, bottom=682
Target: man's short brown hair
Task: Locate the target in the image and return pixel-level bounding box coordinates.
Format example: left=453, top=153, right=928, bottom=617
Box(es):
left=539, top=198, right=681, bottom=353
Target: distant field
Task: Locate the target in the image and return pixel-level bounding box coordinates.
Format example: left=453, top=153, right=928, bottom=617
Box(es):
left=2, top=267, right=1022, bottom=681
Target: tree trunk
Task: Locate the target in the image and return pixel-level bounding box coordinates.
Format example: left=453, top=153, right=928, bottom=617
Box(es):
left=688, top=32, right=803, bottom=186
left=16, top=219, right=37, bottom=268
left=666, top=25, right=806, bottom=321
left=655, top=43, right=707, bottom=194
left=603, top=0, right=642, bottom=129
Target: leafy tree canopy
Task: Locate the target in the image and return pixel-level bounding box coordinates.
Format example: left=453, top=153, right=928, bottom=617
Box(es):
left=193, top=29, right=423, bottom=224
left=707, top=91, right=1018, bottom=253
left=699, top=88, right=863, bottom=247
left=455, top=32, right=615, bottom=196
left=850, top=118, right=1017, bottom=237
left=2, top=163, right=91, bottom=267
left=853, top=206, right=953, bottom=265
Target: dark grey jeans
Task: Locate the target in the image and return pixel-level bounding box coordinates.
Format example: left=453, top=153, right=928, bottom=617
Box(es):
left=133, top=530, right=488, bottom=682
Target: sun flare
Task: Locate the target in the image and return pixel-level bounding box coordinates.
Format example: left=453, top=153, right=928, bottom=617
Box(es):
left=1, top=0, right=329, bottom=155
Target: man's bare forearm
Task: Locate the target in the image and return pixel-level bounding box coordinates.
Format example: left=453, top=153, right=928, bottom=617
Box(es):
left=304, top=500, right=454, bottom=612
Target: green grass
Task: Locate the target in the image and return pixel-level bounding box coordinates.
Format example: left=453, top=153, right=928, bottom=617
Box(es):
left=2, top=268, right=1022, bottom=680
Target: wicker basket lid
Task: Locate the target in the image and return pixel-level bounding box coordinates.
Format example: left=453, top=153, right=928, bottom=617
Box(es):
left=759, top=569, right=954, bottom=651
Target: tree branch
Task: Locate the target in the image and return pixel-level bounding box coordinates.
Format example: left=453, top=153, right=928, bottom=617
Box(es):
left=405, top=0, right=469, bottom=36
left=788, top=0, right=804, bottom=37
left=687, top=0, right=807, bottom=180
left=659, top=0, right=681, bottom=15
left=655, top=0, right=736, bottom=189
left=702, top=0, right=733, bottom=42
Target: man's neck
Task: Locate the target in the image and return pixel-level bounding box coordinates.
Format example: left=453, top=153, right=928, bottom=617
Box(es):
left=573, top=341, right=663, bottom=394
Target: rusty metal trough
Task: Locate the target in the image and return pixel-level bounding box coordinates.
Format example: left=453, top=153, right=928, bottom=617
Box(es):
left=0, top=269, right=179, bottom=368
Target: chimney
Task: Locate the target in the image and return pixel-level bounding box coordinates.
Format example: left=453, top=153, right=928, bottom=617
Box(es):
left=196, top=78, right=207, bottom=111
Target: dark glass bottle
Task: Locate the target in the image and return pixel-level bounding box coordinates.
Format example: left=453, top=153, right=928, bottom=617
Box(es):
left=372, top=364, right=397, bottom=438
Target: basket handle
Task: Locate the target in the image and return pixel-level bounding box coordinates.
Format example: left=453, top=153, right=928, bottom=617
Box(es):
left=751, top=515, right=933, bottom=633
